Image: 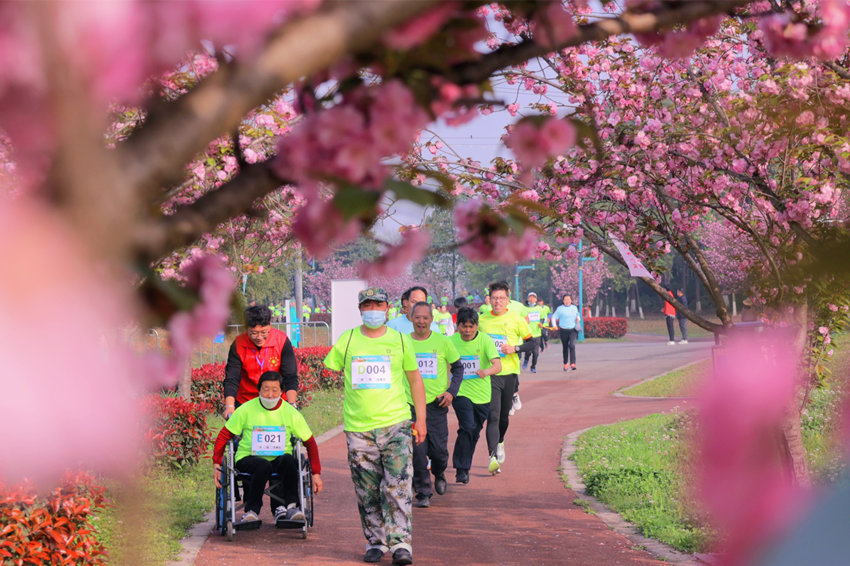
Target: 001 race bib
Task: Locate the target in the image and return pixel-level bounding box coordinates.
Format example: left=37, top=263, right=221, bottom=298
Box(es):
left=416, top=353, right=438, bottom=379
left=252, top=426, right=286, bottom=456
left=459, top=355, right=480, bottom=379
left=351, top=355, right=392, bottom=389
left=488, top=333, right=508, bottom=357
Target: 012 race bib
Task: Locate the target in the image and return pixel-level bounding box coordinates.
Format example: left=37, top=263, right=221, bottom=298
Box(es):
left=488, top=333, right=508, bottom=357
left=351, top=355, right=392, bottom=389
left=252, top=426, right=286, bottom=456
left=459, top=355, right=480, bottom=379
left=416, top=352, right=438, bottom=379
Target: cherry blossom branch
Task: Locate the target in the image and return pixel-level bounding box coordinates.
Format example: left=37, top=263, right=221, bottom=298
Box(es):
left=133, top=158, right=288, bottom=264
left=446, top=0, right=751, bottom=85
left=116, top=0, right=440, bottom=199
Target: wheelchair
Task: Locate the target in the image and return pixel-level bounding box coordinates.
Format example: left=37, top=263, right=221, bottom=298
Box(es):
left=215, top=436, right=314, bottom=540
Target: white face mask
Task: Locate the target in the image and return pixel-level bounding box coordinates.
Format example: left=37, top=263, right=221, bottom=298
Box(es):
left=259, top=395, right=280, bottom=409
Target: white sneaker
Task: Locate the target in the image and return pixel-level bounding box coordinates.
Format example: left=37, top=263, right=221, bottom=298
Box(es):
left=242, top=510, right=260, bottom=523
left=667, top=341, right=676, bottom=345
left=273, top=506, right=286, bottom=522
left=512, top=393, right=522, bottom=411
left=496, top=442, right=506, bottom=463
left=508, top=407, right=516, bottom=416
left=678, top=340, right=688, bottom=344
left=488, top=456, right=501, bottom=475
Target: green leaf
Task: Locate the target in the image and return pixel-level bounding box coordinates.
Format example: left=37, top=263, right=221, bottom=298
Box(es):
left=331, top=185, right=381, bottom=220
left=384, top=178, right=450, bottom=207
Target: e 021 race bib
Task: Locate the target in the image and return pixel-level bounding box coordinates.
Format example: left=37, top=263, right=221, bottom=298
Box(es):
left=351, top=355, right=392, bottom=389
left=460, top=355, right=480, bottom=379
left=488, top=334, right=508, bottom=357
left=252, top=426, right=286, bottom=456
left=416, top=353, right=438, bottom=379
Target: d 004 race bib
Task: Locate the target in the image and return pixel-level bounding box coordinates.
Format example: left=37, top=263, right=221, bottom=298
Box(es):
left=351, top=355, right=392, bottom=389
left=488, top=334, right=508, bottom=357
left=252, top=426, right=286, bottom=456
left=460, top=355, right=480, bottom=379
left=416, top=353, right=438, bottom=379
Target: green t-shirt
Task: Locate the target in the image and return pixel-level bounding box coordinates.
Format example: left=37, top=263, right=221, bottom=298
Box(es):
left=509, top=299, right=526, bottom=316
left=408, top=331, right=460, bottom=404
left=323, top=327, right=417, bottom=432
left=225, top=398, right=314, bottom=462
left=478, top=310, right=531, bottom=376
left=540, top=305, right=551, bottom=326
left=450, top=331, right=499, bottom=404
left=525, top=305, right=545, bottom=338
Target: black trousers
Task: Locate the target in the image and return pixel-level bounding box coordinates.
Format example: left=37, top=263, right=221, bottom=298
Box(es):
left=486, top=374, right=517, bottom=456
left=559, top=328, right=577, bottom=365
left=677, top=317, right=688, bottom=341
left=410, top=402, right=449, bottom=498
left=522, top=336, right=541, bottom=370
left=235, top=453, right=299, bottom=514
left=666, top=315, right=676, bottom=341
left=452, top=396, right=490, bottom=472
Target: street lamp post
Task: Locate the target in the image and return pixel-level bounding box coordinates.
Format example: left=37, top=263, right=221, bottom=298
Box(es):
left=515, top=263, right=535, bottom=300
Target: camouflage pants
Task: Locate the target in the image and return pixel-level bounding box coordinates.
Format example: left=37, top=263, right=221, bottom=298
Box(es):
left=345, top=420, right=413, bottom=554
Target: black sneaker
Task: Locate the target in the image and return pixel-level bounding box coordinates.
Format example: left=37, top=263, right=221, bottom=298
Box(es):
left=456, top=470, right=469, bottom=484
left=434, top=474, right=447, bottom=495
left=364, top=548, right=384, bottom=563
left=392, top=548, right=413, bottom=565
left=413, top=495, right=431, bottom=508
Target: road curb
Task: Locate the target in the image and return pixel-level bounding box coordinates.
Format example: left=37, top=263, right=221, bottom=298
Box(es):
left=560, top=427, right=701, bottom=565
left=611, top=359, right=705, bottom=400
left=166, top=423, right=346, bottom=566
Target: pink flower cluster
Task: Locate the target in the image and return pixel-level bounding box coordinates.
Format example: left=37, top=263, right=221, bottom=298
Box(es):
left=504, top=117, right=577, bottom=174
left=758, top=0, right=850, bottom=60
left=530, top=2, right=578, bottom=49
left=454, top=199, right=539, bottom=263
left=358, top=228, right=432, bottom=280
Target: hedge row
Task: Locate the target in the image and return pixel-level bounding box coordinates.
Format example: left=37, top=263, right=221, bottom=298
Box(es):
left=583, top=317, right=629, bottom=338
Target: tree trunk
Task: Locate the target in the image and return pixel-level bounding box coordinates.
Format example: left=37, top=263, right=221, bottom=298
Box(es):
left=783, top=304, right=811, bottom=487
left=695, top=280, right=702, bottom=313
left=625, top=287, right=630, bottom=318
left=731, top=292, right=737, bottom=317
left=612, top=305, right=617, bottom=317
left=178, top=361, right=192, bottom=400
left=635, top=281, right=645, bottom=319
left=594, top=303, right=599, bottom=317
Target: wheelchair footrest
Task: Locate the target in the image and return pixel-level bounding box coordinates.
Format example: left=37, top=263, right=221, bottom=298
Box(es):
left=275, top=519, right=306, bottom=529
left=234, top=519, right=262, bottom=531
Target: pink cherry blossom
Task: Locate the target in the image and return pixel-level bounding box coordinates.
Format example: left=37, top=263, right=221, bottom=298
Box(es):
left=358, top=228, right=431, bottom=279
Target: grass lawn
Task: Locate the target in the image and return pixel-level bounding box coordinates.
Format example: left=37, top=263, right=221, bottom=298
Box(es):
left=570, top=413, right=709, bottom=553
left=93, top=387, right=345, bottom=565
left=625, top=316, right=717, bottom=339
left=621, top=360, right=710, bottom=398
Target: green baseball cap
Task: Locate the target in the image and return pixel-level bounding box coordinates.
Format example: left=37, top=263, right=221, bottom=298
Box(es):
left=358, top=287, right=389, bottom=305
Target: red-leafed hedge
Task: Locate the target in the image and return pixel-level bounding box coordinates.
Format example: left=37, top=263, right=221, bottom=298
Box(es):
left=190, top=347, right=343, bottom=411
left=0, top=472, right=106, bottom=565
left=144, top=396, right=212, bottom=470
left=583, top=317, right=628, bottom=338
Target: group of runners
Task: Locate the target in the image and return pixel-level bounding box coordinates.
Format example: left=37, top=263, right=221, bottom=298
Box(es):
left=212, top=284, right=583, bottom=565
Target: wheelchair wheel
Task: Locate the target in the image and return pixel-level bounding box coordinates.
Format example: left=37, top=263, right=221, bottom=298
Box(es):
left=226, top=519, right=234, bottom=541
left=301, top=457, right=314, bottom=528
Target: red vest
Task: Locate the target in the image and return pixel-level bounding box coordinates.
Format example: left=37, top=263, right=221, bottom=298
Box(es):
left=234, top=328, right=288, bottom=404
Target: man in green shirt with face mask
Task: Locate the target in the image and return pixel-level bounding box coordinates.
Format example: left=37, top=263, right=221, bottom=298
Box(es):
left=324, top=287, right=426, bottom=566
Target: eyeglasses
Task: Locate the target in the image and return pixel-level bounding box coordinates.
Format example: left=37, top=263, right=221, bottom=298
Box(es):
left=248, top=328, right=271, bottom=338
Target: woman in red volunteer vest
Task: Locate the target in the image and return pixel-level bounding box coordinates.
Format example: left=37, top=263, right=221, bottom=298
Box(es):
left=223, top=305, right=298, bottom=417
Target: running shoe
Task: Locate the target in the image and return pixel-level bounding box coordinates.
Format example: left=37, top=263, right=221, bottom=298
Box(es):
left=285, top=506, right=306, bottom=522
left=512, top=393, right=522, bottom=411
left=488, top=456, right=501, bottom=475
left=496, top=442, right=506, bottom=463
left=242, top=510, right=260, bottom=523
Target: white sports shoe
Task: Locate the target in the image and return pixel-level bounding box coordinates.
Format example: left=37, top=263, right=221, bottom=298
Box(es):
left=667, top=341, right=676, bottom=345
left=496, top=442, right=506, bottom=464
left=488, top=456, right=501, bottom=475
left=678, top=340, right=688, bottom=344
left=243, top=510, right=260, bottom=523
left=512, top=393, right=522, bottom=411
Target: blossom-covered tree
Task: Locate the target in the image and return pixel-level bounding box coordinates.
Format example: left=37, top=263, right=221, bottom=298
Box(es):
left=550, top=248, right=611, bottom=307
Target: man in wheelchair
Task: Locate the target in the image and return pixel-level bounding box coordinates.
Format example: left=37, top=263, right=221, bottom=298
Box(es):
left=213, top=371, right=322, bottom=525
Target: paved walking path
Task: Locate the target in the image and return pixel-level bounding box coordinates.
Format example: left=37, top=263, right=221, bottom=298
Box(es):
left=194, top=334, right=711, bottom=565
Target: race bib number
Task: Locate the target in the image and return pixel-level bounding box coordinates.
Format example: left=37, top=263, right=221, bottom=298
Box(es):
left=528, top=311, right=540, bottom=322
left=438, top=318, right=448, bottom=326
left=416, top=353, right=438, bottom=380
left=351, top=355, right=392, bottom=389
left=460, top=355, right=480, bottom=379
left=488, top=334, right=508, bottom=357
left=252, top=426, right=286, bottom=456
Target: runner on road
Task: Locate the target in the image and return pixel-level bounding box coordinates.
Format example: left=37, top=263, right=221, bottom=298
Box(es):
left=323, top=287, right=426, bottom=566
left=407, top=302, right=463, bottom=508
left=478, top=281, right=534, bottom=475
left=522, top=292, right=544, bottom=374
left=551, top=295, right=581, bottom=371
left=449, top=307, right=501, bottom=485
